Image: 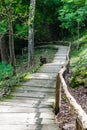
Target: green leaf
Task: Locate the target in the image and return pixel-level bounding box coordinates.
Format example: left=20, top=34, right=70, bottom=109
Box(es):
left=0, top=62, right=13, bottom=80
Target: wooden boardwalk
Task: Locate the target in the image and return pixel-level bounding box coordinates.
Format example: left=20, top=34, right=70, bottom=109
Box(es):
left=0, top=46, right=69, bottom=130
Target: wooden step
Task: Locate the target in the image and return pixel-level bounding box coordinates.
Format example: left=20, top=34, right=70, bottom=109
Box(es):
left=0, top=124, right=59, bottom=130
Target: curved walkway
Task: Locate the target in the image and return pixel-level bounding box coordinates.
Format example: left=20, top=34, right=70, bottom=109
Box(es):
left=0, top=46, right=69, bottom=130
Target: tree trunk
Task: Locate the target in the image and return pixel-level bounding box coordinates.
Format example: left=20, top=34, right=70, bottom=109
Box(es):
left=1, top=0, right=16, bottom=75
left=0, top=36, right=9, bottom=64
left=28, top=0, right=36, bottom=67
left=77, top=21, right=80, bottom=50
left=8, top=11, right=16, bottom=75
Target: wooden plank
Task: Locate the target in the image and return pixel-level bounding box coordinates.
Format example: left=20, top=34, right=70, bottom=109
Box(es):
left=0, top=125, right=37, bottom=130
left=42, top=124, right=59, bottom=130
left=39, top=66, right=61, bottom=73
left=0, top=124, right=59, bottom=130
left=17, top=86, right=55, bottom=93
left=11, top=90, right=55, bottom=99
left=0, top=113, right=57, bottom=125
left=0, top=113, right=35, bottom=125
left=0, top=100, right=38, bottom=107
left=46, top=62, right=64, bottom=65
left=0, top=106, right=36, bottom=113
left=53, top=59, right=66, bottom=62
left=30, top=73, right=57, bottom=80
left=54, top=57, right=66, bottom=60
left=0, top=106, right=54, bottom=113
left=22, top=79, right=55, bottom=87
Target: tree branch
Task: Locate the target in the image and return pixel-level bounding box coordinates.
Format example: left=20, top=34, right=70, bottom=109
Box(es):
left=0, top=12, right=8, bottom=16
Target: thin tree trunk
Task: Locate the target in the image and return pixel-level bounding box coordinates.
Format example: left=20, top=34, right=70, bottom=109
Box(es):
left=77, top=21, right=80, bottom=50
left=8, top=10, right=16, bottom=75
left=0, top=36, right=9, bottom=64
left=28, top=0, right=36, bottom=67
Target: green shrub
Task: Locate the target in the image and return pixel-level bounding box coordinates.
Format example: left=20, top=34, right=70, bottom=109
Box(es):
left=70, top=75, right=79, bottom=88
left=0, top=62, right=13, bottom=81
left=84, top=72, right=87, bottom=77
left=70, top=70, right=86, bottom=88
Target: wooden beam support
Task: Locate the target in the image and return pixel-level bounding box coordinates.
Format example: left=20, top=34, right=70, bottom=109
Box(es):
left=55, top=74, right=61, bottom=115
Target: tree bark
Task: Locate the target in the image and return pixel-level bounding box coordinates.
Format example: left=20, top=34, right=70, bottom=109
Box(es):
left=28, top=0, right=36, bottom=67
left=1, top=0, right=16, bottom=75
left=8, top=10, right=16, bottom=75
left=0, top=36, right=9, bottom=64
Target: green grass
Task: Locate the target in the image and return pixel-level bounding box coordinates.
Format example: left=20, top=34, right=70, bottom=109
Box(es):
left=70, top=43, right=87, bottom=71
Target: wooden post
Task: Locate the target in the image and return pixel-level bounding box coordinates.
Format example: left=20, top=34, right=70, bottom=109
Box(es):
left=55, top=74, right=61, bottom=115
left=76, top=118, right=87, bottom=130
left=66, top=54, right=70, bottom=74
left=76, top=118, right=81, bottom=130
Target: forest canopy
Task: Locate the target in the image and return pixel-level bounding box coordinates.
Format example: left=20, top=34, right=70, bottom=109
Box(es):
left=0, top=0, right=87, bottom=44
left=0, top=0, right=87, bottom=74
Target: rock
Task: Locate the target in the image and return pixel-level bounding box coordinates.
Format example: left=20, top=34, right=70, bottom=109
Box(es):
left=62, top=123, right=75, bottom=130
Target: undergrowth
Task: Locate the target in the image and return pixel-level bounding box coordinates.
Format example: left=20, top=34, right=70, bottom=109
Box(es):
left=70, top=31, right=87, bottom=88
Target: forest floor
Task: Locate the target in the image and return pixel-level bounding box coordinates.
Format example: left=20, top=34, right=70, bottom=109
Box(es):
left=57, top=70, right=87, bottom=130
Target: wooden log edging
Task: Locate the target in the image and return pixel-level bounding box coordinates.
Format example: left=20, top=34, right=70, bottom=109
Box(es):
left=55, top=43, right=87, bottom=130
left=37, top=40, right=71, bottom=46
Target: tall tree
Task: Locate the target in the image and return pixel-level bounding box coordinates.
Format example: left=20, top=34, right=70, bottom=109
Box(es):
left=0, top=3, right=9, bottom=64
left=28, top=0, right=36, bottom=67
left=1, top=0, right=16, bottom=75
left=0, top=36, right=9, bottom=64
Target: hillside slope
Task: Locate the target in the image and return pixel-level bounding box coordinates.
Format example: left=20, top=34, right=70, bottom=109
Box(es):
left=70, top=30, right=87, bottom=88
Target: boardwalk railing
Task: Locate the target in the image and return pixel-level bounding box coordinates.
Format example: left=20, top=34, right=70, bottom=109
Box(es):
left=55, top=43, right=87, bottom=130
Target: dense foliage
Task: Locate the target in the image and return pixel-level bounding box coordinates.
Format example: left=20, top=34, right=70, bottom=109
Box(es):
left=0, top=0, right=87, bottom=44
left=59, top=0, right=87, bottom=29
